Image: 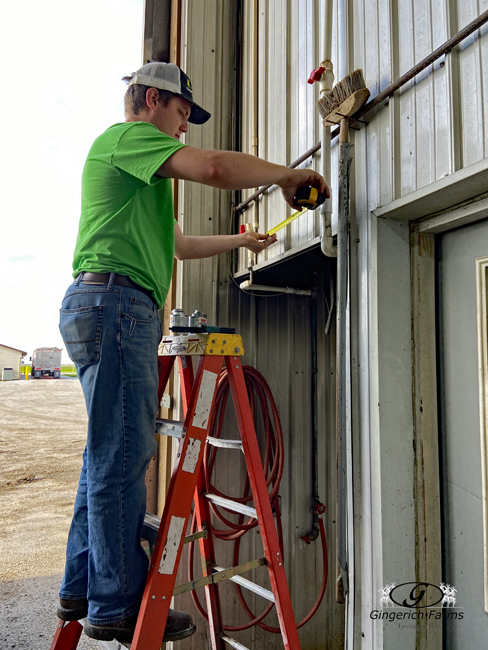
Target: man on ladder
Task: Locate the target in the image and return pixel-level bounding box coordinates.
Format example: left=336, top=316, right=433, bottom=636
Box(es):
left=57, top=60, right=328, bottom=644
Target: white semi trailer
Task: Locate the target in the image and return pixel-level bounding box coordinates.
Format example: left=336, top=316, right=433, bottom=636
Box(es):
left=31, top=347, right=62, bottom=379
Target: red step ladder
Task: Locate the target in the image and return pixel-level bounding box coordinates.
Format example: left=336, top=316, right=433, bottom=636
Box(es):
left=50, top=332, right=302, bottom=650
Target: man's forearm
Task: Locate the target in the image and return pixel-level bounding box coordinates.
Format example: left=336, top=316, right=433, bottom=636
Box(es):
left=160, top=146, right=328, bottom=212
left=208, top=151, right=290, bottom=190
left=176, top=233, right=247, bottom=260
left=160, top=148, right=290, bottom=190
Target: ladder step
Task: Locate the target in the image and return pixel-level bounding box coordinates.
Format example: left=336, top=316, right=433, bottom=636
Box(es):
left=155, top=418, right=184, bottom=438
left=207, top=436, right=243, bottom=452
left=204, top=494, right=257, bottom=519
left=211, top=564, right=275, bottom=603
left=142, top=513, right=206, bottom=547
left=100, top=640, right=130, bottom=649
left=218, top=633, right=251, bottom=650
left=143, top=511, right=161, bottom=532
left=156, top=420, right=243, bottom=450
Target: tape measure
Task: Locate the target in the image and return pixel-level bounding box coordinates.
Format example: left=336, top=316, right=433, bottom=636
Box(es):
left=295, top=186, right=327, bottom=209
left=266, top=186, right=326, bottom=237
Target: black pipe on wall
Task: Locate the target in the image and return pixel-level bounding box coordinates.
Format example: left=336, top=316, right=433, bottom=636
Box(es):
left=302, top=285, right=320, bottom=543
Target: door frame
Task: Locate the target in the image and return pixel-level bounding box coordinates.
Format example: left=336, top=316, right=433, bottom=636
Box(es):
left=357, top=160, right=488, bottom=650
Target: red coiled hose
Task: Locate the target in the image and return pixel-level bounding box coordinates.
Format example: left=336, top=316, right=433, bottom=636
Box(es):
left=187, top=365, right=328, bottom=632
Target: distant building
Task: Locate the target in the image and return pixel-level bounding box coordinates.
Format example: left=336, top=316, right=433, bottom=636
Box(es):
left=0, top=344, right=27, bottom=380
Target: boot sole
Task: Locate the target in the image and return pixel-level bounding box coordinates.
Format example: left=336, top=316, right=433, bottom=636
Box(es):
left=57, top=605, right=88, bottom=621
left=164, top=623, right=197, bottom=642
left=84, top=622, right=197, bottom=643
left=84, top=623, right=133, bottom=642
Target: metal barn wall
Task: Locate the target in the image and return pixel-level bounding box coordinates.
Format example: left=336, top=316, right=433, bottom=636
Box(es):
left=175, top=1, right=341, bottom=649
left=237, top=0, right=336, bottom=270
left=170, top=0, right=488, bottom=648
left=235, top=0, right=488, bottom=267
left=348, top=1, right=488, bottom=648
left=224, top=0, right=488, bottom=648
left=350, top=0, right=488, bottom=211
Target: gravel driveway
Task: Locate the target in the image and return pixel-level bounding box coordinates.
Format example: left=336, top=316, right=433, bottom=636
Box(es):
left=0, top=379, right=101, bottom=649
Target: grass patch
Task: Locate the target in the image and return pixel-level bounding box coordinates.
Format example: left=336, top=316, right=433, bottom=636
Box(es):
left=61, top=364, right=77, bottom=377
left=20, top=364, right=78, bottom=377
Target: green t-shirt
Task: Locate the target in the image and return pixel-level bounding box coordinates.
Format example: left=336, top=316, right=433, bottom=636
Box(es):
left=72, top=121, right=186, bottom=308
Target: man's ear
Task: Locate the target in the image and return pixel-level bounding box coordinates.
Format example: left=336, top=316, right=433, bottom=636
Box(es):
left=146, top=87, right=160, bottom=112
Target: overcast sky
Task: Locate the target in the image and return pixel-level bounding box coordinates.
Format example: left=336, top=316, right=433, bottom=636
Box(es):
left=1, top=0, right=144, bottom=363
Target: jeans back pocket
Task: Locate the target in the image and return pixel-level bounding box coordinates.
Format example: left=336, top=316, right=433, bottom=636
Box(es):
left=59, top=305, right=105, bottom=366
left=127, top=296, right=156, bottom=323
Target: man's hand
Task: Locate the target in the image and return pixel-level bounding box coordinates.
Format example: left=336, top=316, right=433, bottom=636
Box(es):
left=242, top=231, right=278, bottom=253
left=277, top=168, right=330, bottom=211
left=174, top=224, right=277, bottom=260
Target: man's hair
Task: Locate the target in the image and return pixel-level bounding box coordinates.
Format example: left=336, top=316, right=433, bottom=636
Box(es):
left=123, top=82, right=174, bottom=115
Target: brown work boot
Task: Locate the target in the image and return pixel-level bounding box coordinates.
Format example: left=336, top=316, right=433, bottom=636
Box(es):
left=163, top=609, right=197, bottom=642
left=84, top=608, right=196, bottom=643
left=57, top=598, right=88, bottom=621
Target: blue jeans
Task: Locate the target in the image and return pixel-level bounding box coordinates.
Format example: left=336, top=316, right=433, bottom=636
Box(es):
left=58, top=273, right=161, bottom=624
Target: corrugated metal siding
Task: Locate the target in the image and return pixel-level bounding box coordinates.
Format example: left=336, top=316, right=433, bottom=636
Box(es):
left=238, top=0, right=325, bottom=270
left=176, top=2, right=341, bottom=648
left=353, top=0, right=488, bottom=210
left=176, top=0, right=236, bottom=324
left=234, top=0, right=488, bottom=253
left=174, top=289, right=340, bottom=647
left=457, top=0, right=485, bottom=167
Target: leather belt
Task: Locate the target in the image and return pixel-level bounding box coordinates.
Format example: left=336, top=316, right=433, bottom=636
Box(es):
left=80, top=272, right=156, bottom=305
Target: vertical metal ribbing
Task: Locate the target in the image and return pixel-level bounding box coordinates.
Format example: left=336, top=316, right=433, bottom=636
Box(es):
left=226, top=356, right=302, bottom=649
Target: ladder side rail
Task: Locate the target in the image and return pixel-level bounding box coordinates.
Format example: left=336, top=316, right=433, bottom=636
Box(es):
left=49, top=621, right=83, bottom=650
left=157, top=355, right=176, bottom=403
left=131, top=354, right=224, bottom=650
left=178, top=355, right=194, bottom=412
left=225, top=357, right=302, bottom=650
left=179, top=353, right=225, bottom=650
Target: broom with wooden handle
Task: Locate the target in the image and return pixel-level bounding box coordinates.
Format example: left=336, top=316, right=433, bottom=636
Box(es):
left=316, top=68, right=370, bottom=129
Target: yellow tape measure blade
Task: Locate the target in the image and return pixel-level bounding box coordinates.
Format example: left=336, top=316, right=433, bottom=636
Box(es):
left=266, top=208, right=309, bottom=237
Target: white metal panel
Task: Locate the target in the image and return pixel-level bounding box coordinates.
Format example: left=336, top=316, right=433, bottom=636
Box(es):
left=431, top=0, right=452, bottom=180
left=413, top=0, right=436, bottom=190
left=233, top=0, right=488, bottom=263
left=482, top=7, right=488, bottom=160
left=178, top=0, right=236, bottom=326
left=397, top=0, right=417, bottom=197
left=395, top=0, right=452, bottom=196
left=457, top=0, right=486, bottom=167
left=238, top=0, right=326, bottom=271
left=350, top=0, right=488, bottom=209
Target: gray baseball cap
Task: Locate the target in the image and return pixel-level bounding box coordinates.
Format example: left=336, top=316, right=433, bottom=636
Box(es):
left=123, top=62, right=211, bottom=125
